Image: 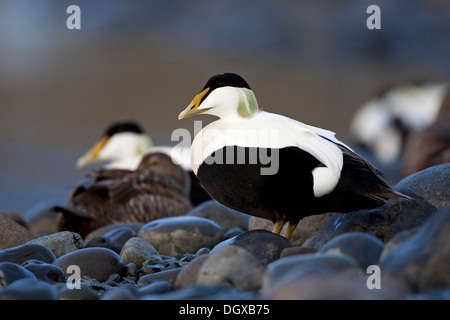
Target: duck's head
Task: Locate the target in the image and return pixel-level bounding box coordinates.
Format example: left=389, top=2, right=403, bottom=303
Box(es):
left=178, top=73, right=259, bottom=120
left=76, top=121, right=153, bottom=169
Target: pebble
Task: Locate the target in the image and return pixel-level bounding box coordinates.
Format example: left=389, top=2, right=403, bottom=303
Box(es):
left=140, top=284, right=260, bottom=300
left=186, top=199, right=250, bottom=232
left=85, top=227, right=136, bottom=253
left=137, top=268, right=182, bottom=286
left=27, top=231, right=84, bottom=258
left=21, top=259, right=65, bottom=283
left=197, top=245, right=266, bottom=290
left=0, top=262, right=37, bottom=288
left=318, top=232, right=385, bottom=270
left=55, top=282, right=100, bottom=300
left=138, top=216, right=223, bottom=256
left=303, top=190, right=437, bottom=248
left=84, top=222, right=144, bottom=243
left=395, top=163, right=450, bottom=210
left=100, top=285, right=138, bottom=300
left=262, top=252, right=363, bottom=298
left=175, top=254, right=209, bottom=289
left=0, top=243, right=56, bottom=264
left=0, top=278, right=57, bottom=300
left=52, top=247, right=125, bottom=282
left=119, top=237, right=160, bottom=268
left=0, top=214, right=36, bottom=250
left=212, top=230, right=291, bottom=264
left=380, top=204, right=450, bottom=293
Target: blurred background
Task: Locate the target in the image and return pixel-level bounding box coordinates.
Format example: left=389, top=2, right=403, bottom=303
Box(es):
left=1, top=0, right=449, bottom=214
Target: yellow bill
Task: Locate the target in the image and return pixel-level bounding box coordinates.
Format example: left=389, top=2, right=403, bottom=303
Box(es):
left=76, top=135, right=109, bottom=168
left=178, top=88, right=210, bottom=119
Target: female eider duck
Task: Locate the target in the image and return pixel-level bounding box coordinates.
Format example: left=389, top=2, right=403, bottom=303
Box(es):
left=56, top=152, right=192, bottom=237
left=178, top=73, right=409, bottom=240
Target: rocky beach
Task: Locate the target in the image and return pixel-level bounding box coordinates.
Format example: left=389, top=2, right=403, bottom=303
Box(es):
left=1, top=163, right=449, bottom=300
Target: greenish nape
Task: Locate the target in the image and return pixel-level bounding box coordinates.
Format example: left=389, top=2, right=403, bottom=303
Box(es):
left=237, top=88, right=259, bottom=118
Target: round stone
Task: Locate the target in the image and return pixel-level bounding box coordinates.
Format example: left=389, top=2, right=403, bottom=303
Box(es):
left=186, top=200, right=250, bottom=232
left=0, top=262, right=37, bottom=288
left=0, top=278, right=57, bottom=300
left=319, top=231, right=385, bottom=270
left=138, top=216, right=223, bottom=256
left=52, top=247, right=125, bottom=282
left=0, top=214, right=35, bottom=250
left=211, top=230, right=290, bottom=264
left=0, top=243, right=56, bottom=264
left=119, top=237, right=160, bottom=268
left=197, top=245, right=266, bottom=290
left=27, top=231, right=83, bottom=258
left=395, top=163, right=450, bottom=209
left=21, top=259, right=65, bottom=283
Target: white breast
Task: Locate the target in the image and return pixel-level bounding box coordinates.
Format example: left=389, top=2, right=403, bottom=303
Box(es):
left=190, top=111, right=345, bottom=197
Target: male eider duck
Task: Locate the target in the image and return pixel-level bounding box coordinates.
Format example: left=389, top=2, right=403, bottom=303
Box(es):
left=76, top=120, right=210, bottom=204
left=349, top=82, right=449, bottom=166
left=56, top=152, right=192, bottom=237
left=178, top=73, right=409, bottom=240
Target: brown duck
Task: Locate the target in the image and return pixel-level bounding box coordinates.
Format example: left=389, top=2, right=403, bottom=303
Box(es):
left=55, top=152, right=192, bottom=237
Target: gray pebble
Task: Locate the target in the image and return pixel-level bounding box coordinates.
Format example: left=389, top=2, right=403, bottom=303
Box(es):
left=138, top=216, right=223, bottom=256
left=303, top=190, right=437, bottom=248
left=21, top=259, right=65, bottom=283
left=197, top=245, right=266, bottom=290
left=0, top=262, right=37, bottom=288
left=395, top=163, right=450, bottom=209
left=27, top=231, right=83, bottom=258
left=53, top=247, right=125, bottom=283
left=0, top=214, right=36, bottom=250
left=186, top=199, right=250, bottom=232
left=0, top=243, right=56, bottom=265
left=380, top=204, right=450, bottom=292
left=212, top=230, right=290, bottom=264
left=119, top=237, right=160, bottom=268
left=0, top=278, right=57, bottom=300
left=319, top=231, right=384, bottom=270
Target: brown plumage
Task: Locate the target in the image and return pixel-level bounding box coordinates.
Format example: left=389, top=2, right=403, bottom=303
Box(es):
left=56, top=152, right=193, bottom=237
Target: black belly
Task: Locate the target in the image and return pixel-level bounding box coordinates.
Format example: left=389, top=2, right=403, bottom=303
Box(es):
left=197, top=146, right=321, bottom=222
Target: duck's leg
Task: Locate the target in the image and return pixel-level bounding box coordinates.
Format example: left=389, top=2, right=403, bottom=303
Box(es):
left=272, top=219, right=285, bottom=235
left=282, top=220, right=299, bottom=240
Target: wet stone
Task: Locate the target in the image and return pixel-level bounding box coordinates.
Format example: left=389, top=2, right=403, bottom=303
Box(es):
left=85, top=227, right=136, bottom=253
left=0, top=243, right=56, bottom=264
left=0, top=278, right=57, bottom=300
left=55, top=282, right=100, bottom=300
left=52, top=247, right=125, bottom=283
left=262, top=252, right=362, bottom=297
left=380, top=204, right=450, bottom=292
left=212, top=230, right=290, bottom=265
left=318, top=231, right=385, bottom=270
left=186, top=199, right=250, bottom=232
left=21, top=259, right=65, bottom=283
left=119, top=237, right=160, bottom=268
left=197, top=245, right=266, bottom=290
left=303, top=190, right=437, bottom=248
left=27, top=231, right=83, bottom=258
left=138, top=216, right=223, bottom=256
left=395, top=163, right=450, bottom=210
left=0, top=262, right=37, bottom=288
left=0, top=214, right=36, bottom=250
